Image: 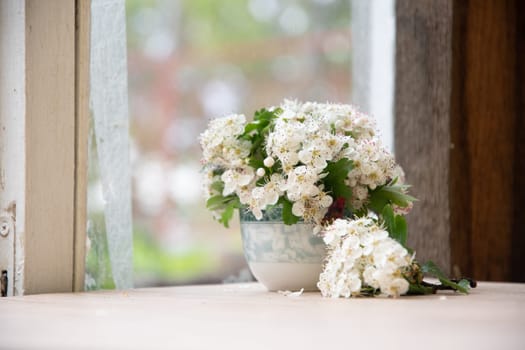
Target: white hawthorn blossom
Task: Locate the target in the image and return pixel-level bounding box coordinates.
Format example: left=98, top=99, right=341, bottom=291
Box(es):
left=318, top=218, right=413, bottom=298
left=247, top=174, right=286, bottom=220
left=200, top=114, right=251, bottom=168
left=221, top=167, right=255, bottom=197
left=200, top=100, right=408, bottom=228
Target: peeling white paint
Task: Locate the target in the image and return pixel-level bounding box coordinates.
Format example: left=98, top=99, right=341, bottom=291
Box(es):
left=0, top=0, right=26, bottom=296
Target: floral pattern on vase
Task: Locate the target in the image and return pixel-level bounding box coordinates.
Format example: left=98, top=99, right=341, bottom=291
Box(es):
left=239, top=207, right=326, bottom=291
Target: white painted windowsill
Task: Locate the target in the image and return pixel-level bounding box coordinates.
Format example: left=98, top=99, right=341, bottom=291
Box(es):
left=1, top=282, right=524, bottom=349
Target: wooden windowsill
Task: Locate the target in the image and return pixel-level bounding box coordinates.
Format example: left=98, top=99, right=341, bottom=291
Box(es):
left=1, top=282, right=524, bottom=349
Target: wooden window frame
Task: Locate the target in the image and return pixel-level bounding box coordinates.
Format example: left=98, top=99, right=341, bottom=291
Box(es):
left=395, top=0, right=525, bottom=282
left=0, top=0, right=90, bottom=295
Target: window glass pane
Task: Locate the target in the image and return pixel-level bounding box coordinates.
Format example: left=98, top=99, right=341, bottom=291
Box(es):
left=126, top=0, right=352, bottom=286
left=86, top=0, right=133, bottom=290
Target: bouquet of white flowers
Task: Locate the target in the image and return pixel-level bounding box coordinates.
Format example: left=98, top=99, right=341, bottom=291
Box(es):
left=200, top=100, right=411, bottom=229
left=200, top=99, right=474, bottom=297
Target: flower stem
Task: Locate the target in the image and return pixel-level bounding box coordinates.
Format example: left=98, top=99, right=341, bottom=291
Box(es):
left=421, top=277, right=477, bottom=293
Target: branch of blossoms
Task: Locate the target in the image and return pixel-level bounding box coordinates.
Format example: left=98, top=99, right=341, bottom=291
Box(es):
left=318, top=218, right=474, bottom=297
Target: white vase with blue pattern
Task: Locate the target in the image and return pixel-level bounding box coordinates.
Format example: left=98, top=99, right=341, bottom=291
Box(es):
left=240, top=207, right=326, bottom=291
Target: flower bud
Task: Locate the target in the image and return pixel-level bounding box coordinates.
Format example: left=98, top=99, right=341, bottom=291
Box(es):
left=256, top=168, right=266, bottom=177
left=263, top=156, right=275, bottom=168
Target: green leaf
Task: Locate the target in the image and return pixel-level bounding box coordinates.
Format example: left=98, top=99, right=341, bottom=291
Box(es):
left=368, top=181, right=416, bottom=214
left=254, top=107, right=278, bottom=121
left=407, top=282, right=435, bottom=295
left=239, top=108, right=278, bottom=143
left=421, top=260, right=447, bottom=279
left=421, top=261, right=469, bottom=294
left=457, top=279, right=470, bottom=290
left=368, top=195, right=389, bottom=214
left=380, top=185, right=416, bottom=206
left=239, top=124, right=259, bottom=138
left=394, top=215, right=408, bottom=246
left=242, top=119, right=270, bottom=136
left=279, top=197, right=300, bottom=225
left=380, top=205, right=407, bottom=246
left=381, top=205, right=395, bottom=233
left=248, top=157, right=264, bottom=170
left=210, top=181, right=224, bottom=193
left=322, top=159, right=354, bottom=200
left=219, top=204, right=235, bottom=228
left=206, top=194, right=240, bottom=228
left=206, top=195, right=227, bottom=210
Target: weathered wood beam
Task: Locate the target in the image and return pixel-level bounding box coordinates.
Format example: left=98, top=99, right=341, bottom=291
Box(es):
left=396, top=0, right=525, bottom=281
left=395, top=0, right=453, bottom=273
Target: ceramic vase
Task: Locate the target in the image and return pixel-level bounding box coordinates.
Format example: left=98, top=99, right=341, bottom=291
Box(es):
left=239, top=207, right=325, bottom=291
